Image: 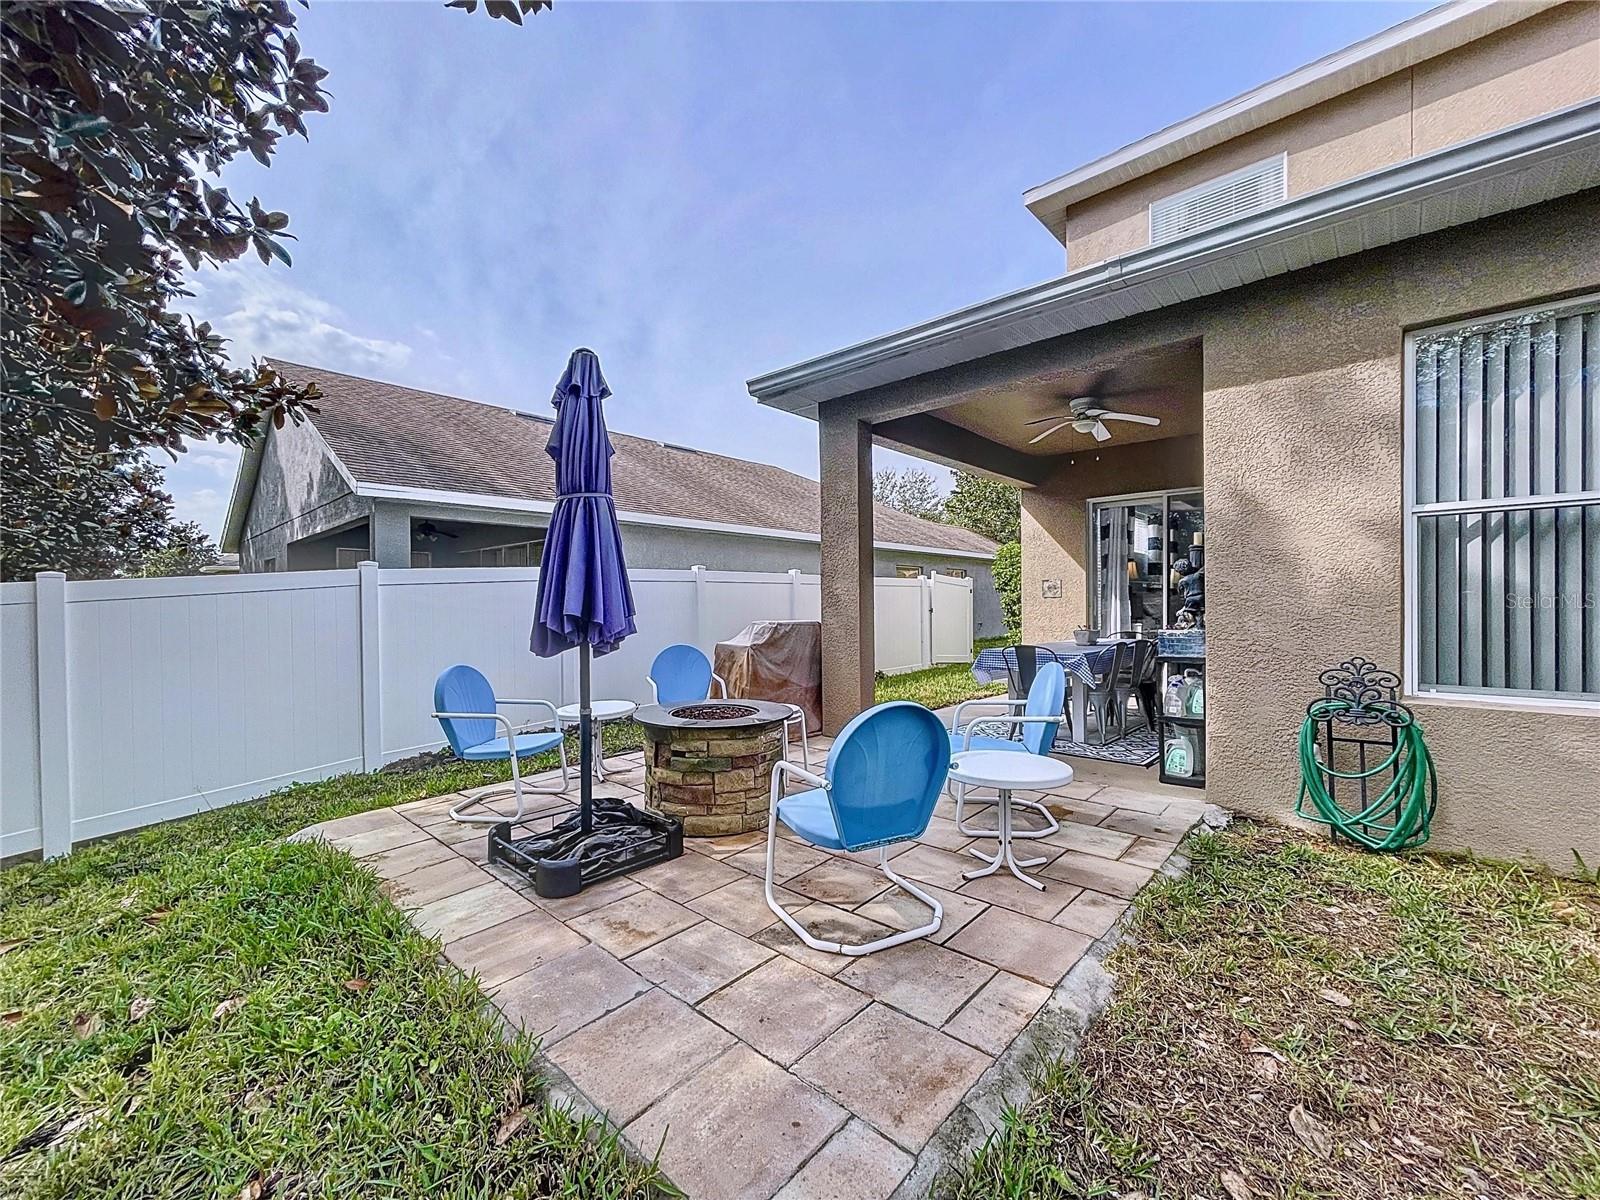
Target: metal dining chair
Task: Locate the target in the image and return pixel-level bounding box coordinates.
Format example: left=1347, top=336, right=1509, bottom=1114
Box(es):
left=1084, top=640, right=1133, bottom=744
left=1117, top=638, right=1159, bottom=731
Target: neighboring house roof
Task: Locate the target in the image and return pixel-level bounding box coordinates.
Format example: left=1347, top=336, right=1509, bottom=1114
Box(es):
left=224, top=360, right=995, bottom=559
left=1022, top=0, right=1566, bottom=235
left=750, top=100, right=1600, bottom=414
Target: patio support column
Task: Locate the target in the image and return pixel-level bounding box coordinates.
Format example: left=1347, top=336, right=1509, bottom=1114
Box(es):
left=818, top=410, right=874, bottom=734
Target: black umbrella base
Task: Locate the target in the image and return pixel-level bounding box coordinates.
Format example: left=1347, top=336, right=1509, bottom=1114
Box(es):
left=488, top=798, right=683, bottom=899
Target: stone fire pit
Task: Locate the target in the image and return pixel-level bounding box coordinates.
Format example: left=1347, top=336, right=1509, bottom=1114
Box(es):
left=635, top=699, right=794, bottom=836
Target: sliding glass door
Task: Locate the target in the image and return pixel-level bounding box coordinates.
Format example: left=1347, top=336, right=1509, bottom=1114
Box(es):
left=1089, top=489, right=1204, bottom=632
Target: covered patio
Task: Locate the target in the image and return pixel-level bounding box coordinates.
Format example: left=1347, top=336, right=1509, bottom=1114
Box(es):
left=295, top=733, right=1211, bottom=1200
left=780, top=321, right=1206, bottom=745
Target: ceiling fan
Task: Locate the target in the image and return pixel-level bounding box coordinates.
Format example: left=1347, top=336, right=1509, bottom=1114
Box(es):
left=415, top=521, right=459, bottom=542
left=1025, top=395, right=1162, bottom=445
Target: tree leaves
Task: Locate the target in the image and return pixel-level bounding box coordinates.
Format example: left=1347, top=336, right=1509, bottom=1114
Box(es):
left=1, top=0, right=329, bottom=579
left=945, top=471, right=1020, bottom=543
left=447, top=0, right=554, bottom=23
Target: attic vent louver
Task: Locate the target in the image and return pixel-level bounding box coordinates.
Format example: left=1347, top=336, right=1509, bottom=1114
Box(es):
left=1149, top=154, right=1286, bottom=246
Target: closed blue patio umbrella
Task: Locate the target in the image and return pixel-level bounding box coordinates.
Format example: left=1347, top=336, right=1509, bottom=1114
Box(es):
left=531, top=348, right=635, bottom=835
left=493, top=349, right=681, bottom=896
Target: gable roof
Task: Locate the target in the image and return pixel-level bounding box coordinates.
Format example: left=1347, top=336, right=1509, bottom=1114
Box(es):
left=227, top=360, right=995, bottom=558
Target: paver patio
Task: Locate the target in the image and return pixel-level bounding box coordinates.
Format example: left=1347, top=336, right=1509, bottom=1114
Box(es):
left=295, top=733, right=1212, bottom=1200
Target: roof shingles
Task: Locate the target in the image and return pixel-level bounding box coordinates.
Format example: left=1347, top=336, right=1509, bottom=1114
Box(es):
left=269, top=361, right=995, bottom=557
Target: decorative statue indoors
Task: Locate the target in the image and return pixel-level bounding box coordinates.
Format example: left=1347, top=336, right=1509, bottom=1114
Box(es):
left=1171, top=556, right=1205, bottom=628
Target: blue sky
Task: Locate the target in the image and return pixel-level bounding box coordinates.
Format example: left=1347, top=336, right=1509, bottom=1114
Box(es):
left=169, top=0, right=1432, bottom=536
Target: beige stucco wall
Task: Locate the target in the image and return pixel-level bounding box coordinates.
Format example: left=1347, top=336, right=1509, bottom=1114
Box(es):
left=1013, top=191, right=1599, bottom=871
left=1197, top=192, right=1599, bottom=872
left=1062, top=3, right=1599, bottom=269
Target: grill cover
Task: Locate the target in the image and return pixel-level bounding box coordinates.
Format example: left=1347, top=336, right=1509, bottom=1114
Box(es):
left=714, top=621, right=822, bottom=730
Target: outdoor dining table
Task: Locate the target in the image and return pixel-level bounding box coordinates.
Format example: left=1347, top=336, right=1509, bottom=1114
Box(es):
left=949, top=749, right=1074, bottom=890
left=971, top=640, right=1126, bottom=746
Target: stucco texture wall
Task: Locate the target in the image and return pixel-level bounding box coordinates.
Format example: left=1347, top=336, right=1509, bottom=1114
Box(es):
left=1200, top=192, right=1600, bottom=872
left=239, top=421, right=366, bottom=571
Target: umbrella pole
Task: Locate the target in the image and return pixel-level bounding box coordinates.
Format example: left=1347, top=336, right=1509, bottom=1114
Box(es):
left=579, top=642, right=593, bottom=834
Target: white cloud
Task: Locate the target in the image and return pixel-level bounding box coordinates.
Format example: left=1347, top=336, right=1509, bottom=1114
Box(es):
left=171, top=486, right=229, bottom=535
left=149, top=438, right=243, bottom=539
left=182, top=262, right=412, bottom=375
left=188, top=449, right=239, bottom=480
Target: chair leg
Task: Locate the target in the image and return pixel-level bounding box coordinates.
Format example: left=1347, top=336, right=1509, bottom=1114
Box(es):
left=765, top=826, right=941, bottom=957
left=449, top=739, right=570, bottom=825
left=784, top=708, right=811, bottom=771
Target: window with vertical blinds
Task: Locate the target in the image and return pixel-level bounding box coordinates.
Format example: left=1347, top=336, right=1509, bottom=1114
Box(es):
left=1407, top=294, right=1599, bottom=704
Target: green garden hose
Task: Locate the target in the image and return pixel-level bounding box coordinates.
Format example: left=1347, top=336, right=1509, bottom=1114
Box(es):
left=1295, top=698, right=1437, bottom=852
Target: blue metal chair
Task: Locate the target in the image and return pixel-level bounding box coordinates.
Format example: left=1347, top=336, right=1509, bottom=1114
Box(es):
left=764, top=702, right=949, bottom=955
left=432, top=664, right=569, bottom=825
left=947, top=661, right=1067, bottom=841
left=647, top=643, right=727, bottom=705
left=650, top=642, right=810, bottom=769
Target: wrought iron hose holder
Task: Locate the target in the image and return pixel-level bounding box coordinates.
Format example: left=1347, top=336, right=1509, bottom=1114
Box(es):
left=1295, top=658, right=1437, bottom=852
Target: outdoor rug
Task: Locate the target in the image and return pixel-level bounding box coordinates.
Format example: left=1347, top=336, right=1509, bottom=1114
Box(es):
left=1052, top=725, right=1160, bottom=768
left=966, top=719, right=1161, bottom=768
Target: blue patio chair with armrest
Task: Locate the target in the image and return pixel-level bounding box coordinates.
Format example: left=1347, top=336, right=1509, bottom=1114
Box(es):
left=432, top=664, right=570, bottom=825
left=946, top=660, right=1067, bottom=841
left=647, top=643, right=728, bottom=704
left=649, top=642, right=810, bottom=770
left=765, top=702, right=949, bottom=955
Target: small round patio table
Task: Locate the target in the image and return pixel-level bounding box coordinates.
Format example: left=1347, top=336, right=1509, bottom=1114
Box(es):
left=949, top=750, right=1074, bottom=891
left=555, top=699, right=637, bottom=781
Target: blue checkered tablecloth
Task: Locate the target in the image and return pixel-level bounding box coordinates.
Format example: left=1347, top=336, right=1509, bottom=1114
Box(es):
left=971, top=642, right=1120, bottom=688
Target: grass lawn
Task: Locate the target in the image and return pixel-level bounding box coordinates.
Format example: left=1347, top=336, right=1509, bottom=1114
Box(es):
left=874, top=635, right=1008, bottom=711
left=0, top=723, right=668, bottom=1200
left=943, top=821, right=1600, bottom=1200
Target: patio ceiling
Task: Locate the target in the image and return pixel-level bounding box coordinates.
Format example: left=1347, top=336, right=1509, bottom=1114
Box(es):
left=931, top=341, right=1201, bottom=455
left=868, top=339, right=1202, bottom=486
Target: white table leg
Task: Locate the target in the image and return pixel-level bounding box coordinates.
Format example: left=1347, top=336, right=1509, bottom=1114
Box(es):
left=964, top=788, right=1049, bottom=888
left=591, top=717, right=611, bottom=781
left=1070, top=677, right=1089, bottom=745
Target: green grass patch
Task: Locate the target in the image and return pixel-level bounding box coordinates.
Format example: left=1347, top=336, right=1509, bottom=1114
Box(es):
left=942, top=822, right=1600, bottom=1200
left=874, top=636, right=1007, bottom=711
left=0, top=722, right=666, bottom=1199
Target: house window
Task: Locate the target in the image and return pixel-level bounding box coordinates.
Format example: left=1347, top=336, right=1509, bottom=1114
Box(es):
left=940, top=567, right=968, bottom=579
left=411, top=551, right=432, bottom=568
left=1406, top=294, right=1599, bottom=706
left=895, top=565, right=922, bottom=579
left=335, top=547, right=363, bottom=569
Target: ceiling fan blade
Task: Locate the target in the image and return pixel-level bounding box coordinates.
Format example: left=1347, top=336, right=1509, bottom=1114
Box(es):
left=1023, top=413, right=1074, bottom=427
left=1027, top=419, right=1074, bottom=445
left=1091, top=420, right=1112, bottom=443
left=1097, top=412, right=1162, bottom=426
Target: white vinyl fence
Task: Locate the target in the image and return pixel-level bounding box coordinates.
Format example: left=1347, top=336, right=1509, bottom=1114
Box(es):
left=1, top=564, right=973, bottom=859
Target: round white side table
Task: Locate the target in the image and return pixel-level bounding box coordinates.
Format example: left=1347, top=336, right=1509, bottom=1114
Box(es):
left=555, top=699, right=637, bottom=781
left=947, top=750, right=1074, bottom=890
